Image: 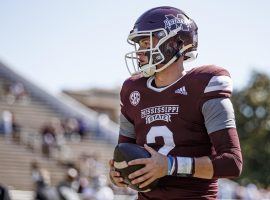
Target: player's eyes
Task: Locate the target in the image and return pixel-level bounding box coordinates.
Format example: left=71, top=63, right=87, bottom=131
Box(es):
left=139, top=40, right=150, bottom=49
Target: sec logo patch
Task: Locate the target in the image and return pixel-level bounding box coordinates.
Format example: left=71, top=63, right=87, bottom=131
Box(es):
left=129, top=91, right=140, bottom=106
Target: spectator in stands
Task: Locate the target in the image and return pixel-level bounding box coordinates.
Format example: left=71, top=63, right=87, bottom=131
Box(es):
left=2, top=83, right=10, bottom=97
left=1, top=110, right=20, bottom=143
left=0, top=81, right=5, bottom=99
left=62, top=118, right=80, bottom=141
left=57, top=168, right=80, bottom=200
left=30, top=161, right=60, bottom=200
left=217, top=178, right=270, bottom=199
left=88, top=152, right=106, bottom=178
left=51, top=118, right=65, bottom=142
left=78, top=175, right=114, bottom=200
left=77, top=153, right=91, bottom=178
left=31, top=160, right=42, bottom=184
left=35, top=169, right=60, bottom=200
left=1, top=110, right=12, bottom=142
left=51, top=118, right=66, bottom=152
left=244, top=183, right=262, bottom=200
left=11, top=113, right=21, bottom=142
left=77, top=152, right=106, bottom=179
left=0, top=184, right=11, bottom=200
left=234, top=185, right=246, bottom=199
left=77, top=118, right=88, bottom=139
left=78, top=177, right=95, bottom=199
left=41, top=124, right=56, bottom=158
left=6, top=82, right=29, bottom=104
left=91, top=175, right=114, bottom=200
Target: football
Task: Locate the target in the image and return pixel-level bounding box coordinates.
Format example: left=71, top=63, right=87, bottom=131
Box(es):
left=113, top=143, right=158, bottom=192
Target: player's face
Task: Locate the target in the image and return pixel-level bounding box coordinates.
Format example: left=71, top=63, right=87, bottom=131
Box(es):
left=137, top=36, right=159, bottom=66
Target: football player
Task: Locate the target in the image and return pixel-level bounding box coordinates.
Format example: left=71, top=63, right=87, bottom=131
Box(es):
left=109, top=6, right=242, bottom=199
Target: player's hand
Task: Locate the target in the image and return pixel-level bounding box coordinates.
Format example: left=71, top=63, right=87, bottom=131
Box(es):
left=128, top=144, right=168, bottom=188
left=109, top=159, right=128, bottom=187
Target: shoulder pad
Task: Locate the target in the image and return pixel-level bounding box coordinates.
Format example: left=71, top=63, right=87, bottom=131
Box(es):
left=191, top=65, right=232, bottom=93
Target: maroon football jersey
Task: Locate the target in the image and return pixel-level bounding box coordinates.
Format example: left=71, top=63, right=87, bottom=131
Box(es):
left=120, top=65, right=233, bottom=199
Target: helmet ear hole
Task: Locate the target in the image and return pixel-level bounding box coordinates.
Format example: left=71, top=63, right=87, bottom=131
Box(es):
left=176, top=36, right=184, bottom=47
left=165, top=42, right=174, bottom=55
left=159, top=36, right=182, bottom=63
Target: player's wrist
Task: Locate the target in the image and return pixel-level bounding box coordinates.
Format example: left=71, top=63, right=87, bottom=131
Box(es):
left=166, top=155, right=175, bottom=175
left=172, top=156, right=195, bottom=177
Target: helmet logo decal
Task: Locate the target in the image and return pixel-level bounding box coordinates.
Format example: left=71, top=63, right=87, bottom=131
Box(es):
left=129, top=91, right=141, bottom=106
left=164, top=14, right=191, bottom=32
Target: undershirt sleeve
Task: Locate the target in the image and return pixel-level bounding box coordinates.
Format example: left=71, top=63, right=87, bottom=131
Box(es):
left=119, top=113, right=135, bottom=139
left=202, top=98, right=236, bottom=134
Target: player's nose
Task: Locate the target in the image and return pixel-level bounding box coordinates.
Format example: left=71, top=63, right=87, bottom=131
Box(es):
left=136, top=51, right=145, bottom=60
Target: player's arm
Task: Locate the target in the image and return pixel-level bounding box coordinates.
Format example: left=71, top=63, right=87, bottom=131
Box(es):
left=190, top=98, right=242, bottom=179
left=194, top=98, right=242, bottom=179
left=149, top=98, right=242, bottom=180
left=118, top=113, right=136, bottom=143
left=118, top=79, right=136, bottom=144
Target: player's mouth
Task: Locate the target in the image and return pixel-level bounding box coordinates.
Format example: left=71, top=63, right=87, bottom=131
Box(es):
left=139, top=60, right=149, bottom=67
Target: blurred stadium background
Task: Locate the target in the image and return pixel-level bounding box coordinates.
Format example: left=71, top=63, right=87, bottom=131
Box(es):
left=1, top=56, right=270, bottom=200
left=1, top=1, right=270, bottom=200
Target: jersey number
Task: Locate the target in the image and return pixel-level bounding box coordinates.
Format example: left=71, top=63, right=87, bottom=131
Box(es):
left=146, top=126, right=175, bottom=155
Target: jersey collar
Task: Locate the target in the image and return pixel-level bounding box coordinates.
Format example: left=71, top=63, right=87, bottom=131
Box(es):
left=146, top=71, right=187, bottom=92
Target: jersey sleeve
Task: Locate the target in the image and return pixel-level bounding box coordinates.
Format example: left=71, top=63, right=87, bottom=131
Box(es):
left=196, top=67, right=242, bottom=178
left=196, top=67, right=235, bottom=133
left=209, top=128, right=243, bottom=178
left=200, top=68, right=233, bottom=105
left=118, top=80, right=136, bottom=144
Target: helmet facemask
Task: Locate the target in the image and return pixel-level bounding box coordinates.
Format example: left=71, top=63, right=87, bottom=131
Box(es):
left=125, top=29, right=167, bottom=77
left=125, top=26, right=195, bottom=77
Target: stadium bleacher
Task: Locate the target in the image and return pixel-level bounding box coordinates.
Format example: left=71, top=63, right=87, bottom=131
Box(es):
left=0, top=61, right=118, bottom=198
left=0, top=136, right=65, bottom=190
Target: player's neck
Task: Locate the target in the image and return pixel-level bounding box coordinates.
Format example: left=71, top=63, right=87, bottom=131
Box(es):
left=154, top=60, right=185, bottom=88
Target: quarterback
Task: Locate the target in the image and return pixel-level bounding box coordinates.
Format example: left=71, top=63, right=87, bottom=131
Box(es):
left=109, top=6, right=242, bottom=199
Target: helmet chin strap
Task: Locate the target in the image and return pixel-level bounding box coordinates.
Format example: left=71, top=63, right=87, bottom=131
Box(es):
left=141, top=64, right=156, bottom=77
left=140, top=44, right=193, bottom=77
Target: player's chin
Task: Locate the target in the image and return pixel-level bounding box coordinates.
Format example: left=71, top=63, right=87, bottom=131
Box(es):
left=139, top=61, right=148, bottom=66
